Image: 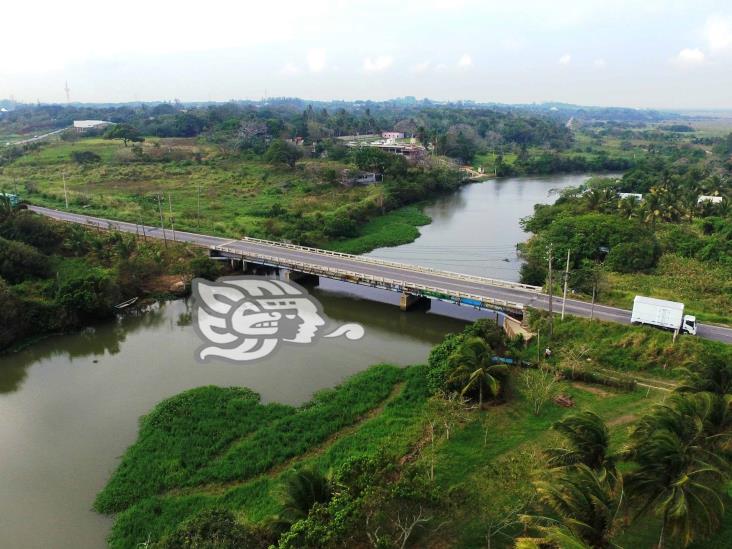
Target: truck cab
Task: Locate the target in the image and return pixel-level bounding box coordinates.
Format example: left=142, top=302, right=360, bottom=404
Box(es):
left=682, top=315, right=697, bottom=336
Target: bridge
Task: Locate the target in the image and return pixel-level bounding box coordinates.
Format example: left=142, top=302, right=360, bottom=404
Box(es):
left=29, top=205, right=732, bottom=344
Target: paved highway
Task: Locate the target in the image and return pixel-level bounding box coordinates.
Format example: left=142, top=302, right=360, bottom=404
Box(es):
left=29, top=205, right=732, bottom=344
left=5, top=128, right=66, bottom=146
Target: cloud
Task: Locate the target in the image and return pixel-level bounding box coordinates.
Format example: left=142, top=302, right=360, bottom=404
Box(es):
left=705, top=16, right=732, bottom=52
left=675, top=48, right=706, bottom=65
left=457, top=54, right=473, bottom=68
left=363, top=55, right=393, bottom=72
left=410, top=61, right=431, bottom=73
left=306, top=49, right=327, bottom=72
left=434, top=63, right=448, bottom=72
left=280, top=62, right=300, bottom=75
left=593, top=58, right=606, bottom=68
left=558, top=53, right=571, bottom=65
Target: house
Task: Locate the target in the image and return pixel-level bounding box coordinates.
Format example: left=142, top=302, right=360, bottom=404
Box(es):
left=381, top=131, right=404, bottom=140
left=354, top=172, right=380, bottom=184
left=697, top=195, right=723, bottom=204
left=619, top=192, right=643, bottom=201
left=340, top=170, right=382, bottom=186
left=373, top=142, right=426, bottom=161
left=73, top=120, right=113, bottom=133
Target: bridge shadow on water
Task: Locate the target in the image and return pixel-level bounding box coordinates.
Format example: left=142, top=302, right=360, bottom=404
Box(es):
left=308, top=277, right=498, bottom=342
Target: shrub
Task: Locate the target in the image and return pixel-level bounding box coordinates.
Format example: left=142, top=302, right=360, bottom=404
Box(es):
left=0, top=211, right=64, bottom=254
left=605, top=239, right=660, bottom=273
left=156, top=508, right=270, bottom=549
left=0, top=236, right=48, bottom=283
left=70, top=150, right=102, bottom=164
left=55, top=259, right=117, bottom=318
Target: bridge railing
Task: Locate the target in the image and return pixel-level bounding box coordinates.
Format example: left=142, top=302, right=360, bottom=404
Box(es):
left=214, top=245, right=525, bottom=313
left=219, top=236, right=542, bottom=293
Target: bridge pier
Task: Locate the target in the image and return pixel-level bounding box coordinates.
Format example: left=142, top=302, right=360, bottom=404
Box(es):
left=282, top=269, right=319, bottom=286
left=400, top=292, right=430, bottom=311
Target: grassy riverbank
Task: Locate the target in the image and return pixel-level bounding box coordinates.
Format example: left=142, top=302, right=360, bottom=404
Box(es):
left=95, top=316, right=732, bottom=548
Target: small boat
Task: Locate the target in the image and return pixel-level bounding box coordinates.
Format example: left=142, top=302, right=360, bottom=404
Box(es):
left=114, top=297, right=138, bottom=309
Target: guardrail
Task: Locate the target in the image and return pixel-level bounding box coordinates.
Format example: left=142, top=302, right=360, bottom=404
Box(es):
left=214, top=245, right=525, bottom=313
left=221, top=236, right=542, bottom=293
left=35, top=206, right=539, bottom=296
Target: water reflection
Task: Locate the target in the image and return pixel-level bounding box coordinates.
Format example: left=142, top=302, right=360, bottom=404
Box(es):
left=0, top=303, right=169, bottom=393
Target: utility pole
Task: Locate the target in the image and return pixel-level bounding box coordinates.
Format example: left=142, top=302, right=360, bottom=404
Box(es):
left=196, top=182, right=201, bottom=230
left=168, top=193, right=176, bottom=241
left=62, top=171, right=69, bottom=209
left=590, top=283, right=596, bottom=320
left=139, top=213, right=147, bottom=241
left=547, top=243, right=554, bottom=338
left=561, top=248, right=571, bottom=320
left=157, top=194, right=167, bottom=248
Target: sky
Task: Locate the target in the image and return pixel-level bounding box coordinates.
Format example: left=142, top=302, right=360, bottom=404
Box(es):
left=2, top=0, right=732, bottom=109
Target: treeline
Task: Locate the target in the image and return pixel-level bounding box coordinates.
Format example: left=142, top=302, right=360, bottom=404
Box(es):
left=497, top=150, right=633, bottom=176
left=518, top=151, right=732, bottom=286
left=1, top=100, right=573, bottom=164
left=0, top=208, right=221, bottom=351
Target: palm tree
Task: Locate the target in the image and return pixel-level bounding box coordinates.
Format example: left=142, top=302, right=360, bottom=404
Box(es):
left=446, top=336, right=507, bottom=408
left=624, top=394, right=728, bottom=548
left=617, top=196, right=639, bottom=220
left=676, top=352, right=732, bottom=396
left=545, top=411, right=618, bottom=484
left=280, top=468, right=332, bottom=524
left=643, top=191, right=662, bottom=228
left=520, top=465, right=622, bottom=549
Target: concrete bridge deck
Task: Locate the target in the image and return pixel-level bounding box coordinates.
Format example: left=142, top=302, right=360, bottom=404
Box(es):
left=28, top=205, right=732, bottom=344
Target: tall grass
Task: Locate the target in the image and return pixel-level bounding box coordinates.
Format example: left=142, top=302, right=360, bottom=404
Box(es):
left=96, top=364, right=404, bottom=515
left=105, top=366, right=431, bottom=548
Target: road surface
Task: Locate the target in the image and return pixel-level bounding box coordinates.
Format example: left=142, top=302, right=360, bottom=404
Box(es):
left=29, top=205, right=732, bottom=345
left=5, top=128, right=66, bottom=146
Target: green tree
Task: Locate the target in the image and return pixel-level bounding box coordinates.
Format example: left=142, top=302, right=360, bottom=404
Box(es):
left=264, top=139, right=303, bottom=168
left=446, top=336, right=507, bottom=407
left=624, top=394, right=729, bottom=548
left=104, top=123, right=144, bottom=146
left=676, top=350, right=732, bottom=396
left=545, top=411, right=618, bottom=483
left=520, top=465, right=622, bottom=549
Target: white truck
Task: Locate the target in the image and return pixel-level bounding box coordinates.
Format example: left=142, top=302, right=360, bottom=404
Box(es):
left=631, top=295, right=696, bottom=335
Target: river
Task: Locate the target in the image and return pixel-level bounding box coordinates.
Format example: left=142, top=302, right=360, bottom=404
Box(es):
left=0, top=173, right=591, bottom=548
left=367, top=173, right=593, bottom=280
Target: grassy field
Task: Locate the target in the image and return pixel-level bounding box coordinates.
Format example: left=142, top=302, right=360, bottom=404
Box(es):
left=605, top=254, right=732, bottom=325
left=0, top=137, right=429, bottom=252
